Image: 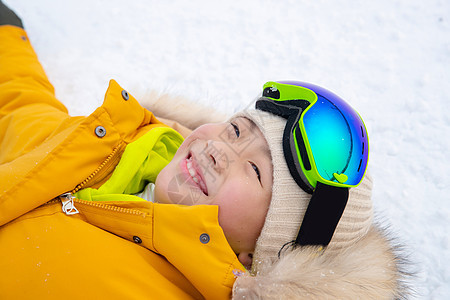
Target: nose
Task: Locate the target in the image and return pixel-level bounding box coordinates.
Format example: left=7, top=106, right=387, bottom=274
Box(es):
left=205, top=140, right=235, bottom=172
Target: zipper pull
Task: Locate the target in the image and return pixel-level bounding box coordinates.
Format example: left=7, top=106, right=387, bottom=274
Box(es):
left=59, top=193, right=79, bottom=215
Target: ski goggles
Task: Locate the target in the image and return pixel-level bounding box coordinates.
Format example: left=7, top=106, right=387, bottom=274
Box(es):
left=256, top=81, right=369, bottom=194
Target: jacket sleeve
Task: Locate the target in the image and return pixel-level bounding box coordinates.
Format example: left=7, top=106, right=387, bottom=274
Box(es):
left=0, top=25, right=70, bottom=164
left=0, top=25, right=171, bottom=227
left=0, top=25, right=86, bottom=226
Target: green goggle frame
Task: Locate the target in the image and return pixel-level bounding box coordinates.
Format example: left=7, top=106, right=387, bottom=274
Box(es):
left=256, top=81, right=369, bottom=247
left=256, top=81, right=369, bottom=194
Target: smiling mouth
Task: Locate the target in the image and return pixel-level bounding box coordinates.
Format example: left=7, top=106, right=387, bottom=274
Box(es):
left=186, top=153, right=209, bottom=196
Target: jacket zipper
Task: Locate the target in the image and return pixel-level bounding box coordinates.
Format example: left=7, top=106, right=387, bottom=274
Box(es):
left=53, top=192, right=147, bottom=217
left=60, top=192, right=79, bottom=215
left=49, top=141, right=145, bottom=217
left=70, top=141, right=124, bottom=194
left=71, top=197, right=147, bottom=217
left=46, top=193, right=146, bottom=217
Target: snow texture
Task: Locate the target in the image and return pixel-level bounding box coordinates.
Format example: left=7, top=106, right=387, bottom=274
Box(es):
left=8, top=0, right=450, bottom=298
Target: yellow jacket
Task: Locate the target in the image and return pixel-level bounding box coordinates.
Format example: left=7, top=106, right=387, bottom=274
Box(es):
left=0, top=25, right=244, bottom=299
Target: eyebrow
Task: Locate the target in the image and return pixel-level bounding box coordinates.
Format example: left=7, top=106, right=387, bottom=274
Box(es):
left=259, top=145, right=272, bottom=189
left=241, top=118, right=273, bottom=190
left=261, top=144, right=271, bottom=161
left=247, top=118, right=257, bottom=131
left=241, top=116, right=257, bottom=133
left=243, top=117, right=272, bottom=166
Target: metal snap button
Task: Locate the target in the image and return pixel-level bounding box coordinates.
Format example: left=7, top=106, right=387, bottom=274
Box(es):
left=121, top=90, right=129, bottom=101
left=94, top=126, right=106, bottom=138
left=199, top=233, right=210, bottom=244
left=133, top=236, right=142, bottom=244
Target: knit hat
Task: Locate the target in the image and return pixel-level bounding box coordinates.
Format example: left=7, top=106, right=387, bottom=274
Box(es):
left=231, top=107, right=373, bottom=273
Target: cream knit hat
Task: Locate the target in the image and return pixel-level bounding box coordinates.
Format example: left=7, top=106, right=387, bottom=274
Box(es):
left=232, top=108, right=373, bottom=273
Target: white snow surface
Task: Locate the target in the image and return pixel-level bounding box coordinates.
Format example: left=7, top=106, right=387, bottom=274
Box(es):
left=8, top=0, right=450, bottom=298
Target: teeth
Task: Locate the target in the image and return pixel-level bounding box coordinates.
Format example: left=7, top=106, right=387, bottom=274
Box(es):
left=187, top=161, right=195, bottom=176
left=186, top=156, right=208, bottom=196
left=186, top=159, right=200, bottom=183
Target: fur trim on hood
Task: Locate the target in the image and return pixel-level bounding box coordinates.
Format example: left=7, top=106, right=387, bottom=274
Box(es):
left=232, top=225, right=411, bottom=299
left=138, top=90, right=229, bottom=130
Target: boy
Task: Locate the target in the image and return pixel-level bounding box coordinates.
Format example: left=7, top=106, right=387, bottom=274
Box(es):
left=0, top=2, right=407, bottom=299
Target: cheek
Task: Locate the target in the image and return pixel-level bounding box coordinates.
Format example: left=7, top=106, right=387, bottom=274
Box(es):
left=216, top=179, right=252, bottom=217
left=216, top=187, right=247, bottom=227
left=215, top=183, right=268, bottom=248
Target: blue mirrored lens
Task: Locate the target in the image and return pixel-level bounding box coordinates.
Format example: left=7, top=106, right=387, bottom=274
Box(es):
left=303, top=95, right=368, bottom=186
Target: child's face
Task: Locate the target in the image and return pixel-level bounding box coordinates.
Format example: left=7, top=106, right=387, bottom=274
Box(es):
left=155, top=117, right=272, bottom=263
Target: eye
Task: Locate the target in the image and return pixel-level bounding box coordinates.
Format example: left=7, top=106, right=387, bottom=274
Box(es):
left=230, top=122, right=240, bottom=138
left=251, top=163, right=261, bottom=182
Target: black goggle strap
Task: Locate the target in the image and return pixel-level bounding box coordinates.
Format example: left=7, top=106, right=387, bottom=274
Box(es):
left=295, top=182, right=349, bottom=247
left=256, top=97, right=349, bottom=247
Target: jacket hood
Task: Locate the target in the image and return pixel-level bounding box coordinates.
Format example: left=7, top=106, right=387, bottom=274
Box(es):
left=136, top=80, right=412, bottom=299
left=232, top=225, right=410, bottom=299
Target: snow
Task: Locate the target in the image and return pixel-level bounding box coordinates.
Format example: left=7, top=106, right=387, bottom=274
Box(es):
left=8, top=0, right=450, bottom=298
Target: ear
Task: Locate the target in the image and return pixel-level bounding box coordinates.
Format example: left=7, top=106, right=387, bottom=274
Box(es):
left=237, top=252, right=253, bottom=270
